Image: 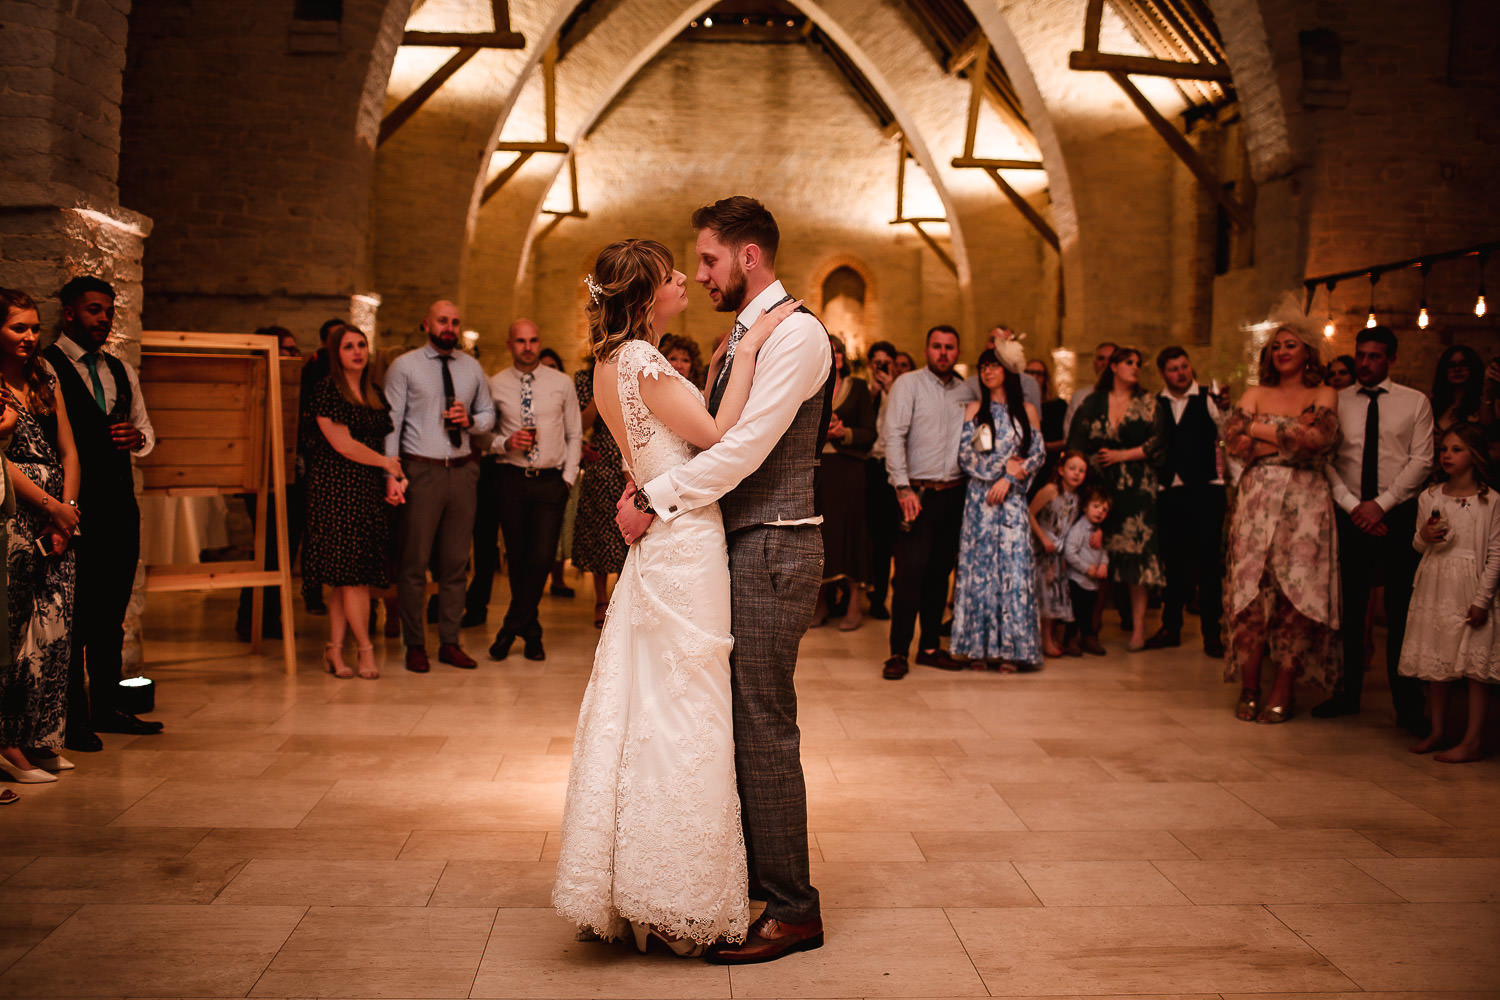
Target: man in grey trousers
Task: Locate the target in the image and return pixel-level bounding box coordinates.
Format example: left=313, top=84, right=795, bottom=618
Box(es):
left=619, top=196, right=833, bottom=963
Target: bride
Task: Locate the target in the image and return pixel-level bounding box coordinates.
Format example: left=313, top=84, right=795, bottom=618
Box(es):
left=551, top=238, right=799, bottom=955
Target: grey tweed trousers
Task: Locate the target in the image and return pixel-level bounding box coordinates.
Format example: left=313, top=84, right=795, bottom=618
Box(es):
left=726, top=523, right=823, bottom=922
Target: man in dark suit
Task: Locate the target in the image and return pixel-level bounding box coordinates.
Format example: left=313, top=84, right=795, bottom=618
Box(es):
left=47, top=276, right=163, bottom=750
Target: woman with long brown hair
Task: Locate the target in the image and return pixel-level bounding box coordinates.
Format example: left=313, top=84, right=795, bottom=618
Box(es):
left=302, top=324, right=405, bottom=679
left=1222, top=324, right=1341, bottom=722
left=0, top=288, right=80, bottom=785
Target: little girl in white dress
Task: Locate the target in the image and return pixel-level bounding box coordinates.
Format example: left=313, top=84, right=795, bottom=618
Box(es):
left=1398, top=424, right=1500, bottom=762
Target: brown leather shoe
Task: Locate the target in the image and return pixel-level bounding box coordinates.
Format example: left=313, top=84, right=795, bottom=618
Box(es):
left=405, top=646, right=430, bottom=673
left=705, top=913, right=823, bottom=965
left=882, top=655, right=908, bottom=680
left=914, top=648, right=964, bottom=671
left=438, top=643, right=477, bottom=670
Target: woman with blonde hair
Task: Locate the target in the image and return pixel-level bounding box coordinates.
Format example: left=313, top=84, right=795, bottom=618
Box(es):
left=303, top=324, right=405, bottom=679
left=1222, top=323, right=1341, bottom=722
left=553, top=238, right=797, bottom=956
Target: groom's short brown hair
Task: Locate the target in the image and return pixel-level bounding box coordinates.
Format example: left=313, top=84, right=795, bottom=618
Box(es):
left=692, top=196, right=779, bottom=265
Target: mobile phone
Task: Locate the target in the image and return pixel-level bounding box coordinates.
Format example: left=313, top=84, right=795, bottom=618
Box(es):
left=34, top=535, right=50, bottom=556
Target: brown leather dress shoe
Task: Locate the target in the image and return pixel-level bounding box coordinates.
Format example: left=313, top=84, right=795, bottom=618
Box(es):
left=438, top=643, right=477, bottom=669
left=705, top=913, right=823, bottom=965
left=914, top=648, right=964, bottom=671
left=882, top=655, right=908, bottom=680
left=405, top=647, right=430, bottom=673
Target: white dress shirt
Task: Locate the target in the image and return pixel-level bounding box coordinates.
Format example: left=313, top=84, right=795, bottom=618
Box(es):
left=882, top=367, right=979, bottom=488
left=1326, top=377, right=1434, bottom=514
left=486, top=364, right=582, bottom=485
left=1159, top=382, right=1223, bottom=487
left=52, top=335, right=156, bottom=458
left=644, top=280, right=832, bottom=524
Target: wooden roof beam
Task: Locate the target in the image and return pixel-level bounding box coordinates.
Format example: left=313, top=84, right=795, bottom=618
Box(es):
left=1069, top=49, right=1232, bottom=82
left=379, top=47, right=480, bottom=146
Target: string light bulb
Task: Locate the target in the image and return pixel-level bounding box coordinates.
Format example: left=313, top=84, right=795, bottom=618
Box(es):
left=1366, top=272, right=1379, bottom=328
left=1479, top=294, right=1489, bottom=318
left=1416, top=262, right=1430, bottom=329
left=1322, top=280, right=1337, bottom=338
left=1479, top=250, right=1490, bottom=318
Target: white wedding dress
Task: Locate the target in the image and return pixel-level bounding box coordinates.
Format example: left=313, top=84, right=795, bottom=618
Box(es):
left=552, top=339, right=749, bottom=947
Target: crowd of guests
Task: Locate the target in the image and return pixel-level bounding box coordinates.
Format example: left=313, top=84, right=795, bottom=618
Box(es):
left=3, top=274, right=1496, bottom=811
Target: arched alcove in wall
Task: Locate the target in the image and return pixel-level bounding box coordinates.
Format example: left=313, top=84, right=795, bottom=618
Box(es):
left=821, top=265, right=869, bottom=358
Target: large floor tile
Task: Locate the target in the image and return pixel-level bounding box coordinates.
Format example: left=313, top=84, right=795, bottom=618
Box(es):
left=1014, top=861, right=1191, bottom=906
left=0, top=856, right=245, bottom=904
left=0, top=904, right=304, bottom=998
left=1349, top=857, right=1500, bottom=901
left=994, top=782, right=1276, bottom=830
left=214, top=858, right=444, bottom=905
left=470, top=908, right=731, bottom=998
left=948, top=904, right=1354, bottom=995
left=427, top=860, right=558, bottom=906
left=806, top=784, right=1026, bottom=831
left=1169, top=828, right=1390, bottom=859
left=726, top=907, right=987, bottom=997
left=186, top=825, right=411, bottom=860
left=109, top=779, right=333, bottom=828
left=252, top=905, right=494, bottom=997
left=0, top=825, right=210, bottom=859
left=1221, top=780, right=1447, bottom=828
left=1359, top=826, right=1500, bottom=857
left=1270, top=902, right=1500, bottom=990
left=814, top=831, right=925, bottom=861
left=1152, top=858, right=1405, bottom=903
left=0, top=903, right=78, bottom=978
left=914, top=830, right=1194, bottom=861
left=398, top=830, right=547, bottom=861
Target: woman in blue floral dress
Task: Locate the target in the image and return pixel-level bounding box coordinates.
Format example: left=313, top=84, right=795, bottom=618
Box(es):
left=951, top=346, right=1045, bottom=670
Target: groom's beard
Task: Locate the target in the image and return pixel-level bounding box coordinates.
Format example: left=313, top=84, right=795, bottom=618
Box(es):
left=712, top=262, right=748, bottom=314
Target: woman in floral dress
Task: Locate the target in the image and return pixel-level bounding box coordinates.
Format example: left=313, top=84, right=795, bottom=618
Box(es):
left=1222, top=325, right=1341, bottom=723
left=1066, top=346, right=1168, bottom=651
left=951, top=346, right=1044, bottom=670
left=570, top=360, right=628, bottom=627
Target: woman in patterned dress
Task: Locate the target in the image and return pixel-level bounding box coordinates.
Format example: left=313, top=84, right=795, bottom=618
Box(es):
left=571, top=358, right=629, bottom=627
left=1066, top=346, right=1168, bottom=651
left=950, top=345, right=1044, bottom=670
left=1222, top=325, right=1341, bottom=723
left=303, top=325, right=404, bottom=680
left=0, top=288, right=79, bottom=784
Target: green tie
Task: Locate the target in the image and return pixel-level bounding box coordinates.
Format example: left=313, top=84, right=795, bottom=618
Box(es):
left=83, top=353, right=107, bottom=412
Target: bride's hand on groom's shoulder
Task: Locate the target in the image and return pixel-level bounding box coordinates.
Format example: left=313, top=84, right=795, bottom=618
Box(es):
left=745, top=298, right=802, bottom=350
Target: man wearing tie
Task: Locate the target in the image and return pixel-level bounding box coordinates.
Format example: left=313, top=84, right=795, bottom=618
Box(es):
left=1321, top=326, right=1433, bottom=731
left=45, top=276, right=161, bottom=749
left=478, top=318, right=581, bottom=662
left=383, top=300, right=496, bottom=673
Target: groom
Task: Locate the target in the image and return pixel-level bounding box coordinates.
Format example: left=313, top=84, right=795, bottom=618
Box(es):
left=617, top=196, right=832, bottom=963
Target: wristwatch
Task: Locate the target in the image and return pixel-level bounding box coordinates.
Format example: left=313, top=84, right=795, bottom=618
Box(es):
left=632, top=486, right=656, bottom=516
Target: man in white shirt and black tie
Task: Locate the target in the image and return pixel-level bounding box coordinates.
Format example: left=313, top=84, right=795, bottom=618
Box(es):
left=480, top=319, right=581, bottom=663
left=1320, top=325, right=1433, bottom=732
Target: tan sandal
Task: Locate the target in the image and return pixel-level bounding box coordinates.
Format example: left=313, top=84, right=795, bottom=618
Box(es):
left=356, top=645, right=379, bottom=680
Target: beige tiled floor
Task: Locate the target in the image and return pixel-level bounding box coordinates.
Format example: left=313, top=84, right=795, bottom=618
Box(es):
left=1, top=587, right=1498, bottom=998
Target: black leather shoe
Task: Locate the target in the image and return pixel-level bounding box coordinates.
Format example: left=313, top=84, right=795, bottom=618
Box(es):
left=1311, top=696, right=1358, bottom=719
left=914, top=648, right=964, bottom=671
left=64, top=730, right=104, bottom=753
left=882, top=655, right=908, bottom=680
left=1143, top=627, right=1180, bottom=650
left=460, top=608, right=487, bottom=629
left=523, top=635, right=546, bottom=661
left=488, top=629, right=515, bottom=661
left=1203, top=635, right=1226, bottom=658
left=549, top=583, right=576, bottom=598
left=94, top=710, right=164, bottom=735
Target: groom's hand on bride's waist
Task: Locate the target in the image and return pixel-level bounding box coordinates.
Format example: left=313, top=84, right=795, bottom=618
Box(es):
left=616, top=486, right=655, bottom=544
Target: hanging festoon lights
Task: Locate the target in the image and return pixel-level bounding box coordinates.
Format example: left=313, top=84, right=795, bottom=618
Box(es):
left=1323, top=280, right=1337, bottom=338
left=1366, top=272, right=1379, bottom=329
left=1417, top=262, right=1430, bottom=329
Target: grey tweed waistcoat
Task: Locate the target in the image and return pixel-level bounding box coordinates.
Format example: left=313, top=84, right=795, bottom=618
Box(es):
left=707, top=305, right=835, bottom=534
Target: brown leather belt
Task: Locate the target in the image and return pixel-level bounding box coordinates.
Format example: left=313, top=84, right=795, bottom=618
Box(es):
left=401, top=453, right=476, bottom=468
left=909, top=477, right=965, bottom=491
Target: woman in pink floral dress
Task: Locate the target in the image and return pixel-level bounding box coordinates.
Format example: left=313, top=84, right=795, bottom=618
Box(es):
left=1223, top=326, right=1342, bottom=723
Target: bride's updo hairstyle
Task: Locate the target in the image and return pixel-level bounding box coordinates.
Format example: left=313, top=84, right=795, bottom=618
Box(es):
left=586, top=238, right=675, bottom=362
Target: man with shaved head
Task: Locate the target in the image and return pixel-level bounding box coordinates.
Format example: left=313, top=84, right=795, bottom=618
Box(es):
left=382, top=300, right=496, bottom=673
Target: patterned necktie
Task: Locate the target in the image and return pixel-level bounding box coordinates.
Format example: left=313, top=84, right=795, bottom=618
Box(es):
left=716, top=320, right=749, bottom=391
left=520, top=371, right=538, bottom=465
left=83, top=353, right=107, bottom=412
left=1359, top=385, right=1384, bottom=501
left=438, top=354, right=461, bottom=448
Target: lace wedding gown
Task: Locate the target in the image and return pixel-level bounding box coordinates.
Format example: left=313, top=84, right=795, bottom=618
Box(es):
left=552, top=339, right=749, bottom=947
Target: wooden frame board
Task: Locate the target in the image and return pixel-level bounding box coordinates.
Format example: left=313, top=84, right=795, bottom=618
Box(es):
left=136, top=331, right=296, bottom=673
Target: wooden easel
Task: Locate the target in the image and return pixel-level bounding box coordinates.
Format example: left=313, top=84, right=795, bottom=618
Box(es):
left=136, top=331, right=296, bottom=674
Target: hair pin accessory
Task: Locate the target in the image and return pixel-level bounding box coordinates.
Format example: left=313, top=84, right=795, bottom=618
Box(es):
left=584, top=274, right=602, bottom=305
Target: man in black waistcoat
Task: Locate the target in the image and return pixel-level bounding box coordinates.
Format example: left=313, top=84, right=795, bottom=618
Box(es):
left=616, top=197, right=832, bottom=964
left=47, top=277, right=163, bottom=751
left=1145, top=346, right=1228, bottom=657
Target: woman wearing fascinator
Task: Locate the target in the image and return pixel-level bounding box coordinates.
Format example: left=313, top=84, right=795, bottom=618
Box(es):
left=950, top=342, right=1046, bottom=671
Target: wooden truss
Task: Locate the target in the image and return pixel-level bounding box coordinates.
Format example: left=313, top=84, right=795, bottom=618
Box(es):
left=482, top=40, right=573, bottom=205
left=378, top=1, right=526, bottom=147
left=891, top=137, right=955, bottom=276
left=1069, top=0, right=1251, bottom=231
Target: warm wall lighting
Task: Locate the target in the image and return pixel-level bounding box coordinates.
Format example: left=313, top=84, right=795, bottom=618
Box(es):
left=1323, top=319, right=1336, bottom=338
left=1478, top=295, right=1489, bottom=318
left=1417, top=306, right=1430, bottom=329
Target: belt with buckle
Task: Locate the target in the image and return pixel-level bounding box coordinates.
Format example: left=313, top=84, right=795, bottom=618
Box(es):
left=401, top=453, right=475, bottom=468
left=909, top=477, right=965, bottom=491
left=499, top=464, right=562, bottom=479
